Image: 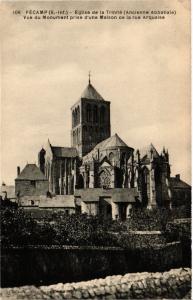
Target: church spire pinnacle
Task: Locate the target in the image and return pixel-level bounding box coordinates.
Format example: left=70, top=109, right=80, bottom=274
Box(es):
left=88, top=71, right=91, bottom=85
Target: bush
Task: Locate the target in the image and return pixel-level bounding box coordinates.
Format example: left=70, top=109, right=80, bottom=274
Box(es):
left=125, top=208, right=171, bottom=231
left=1, top=208, right=39, bottom=245
left=52, top=214, right=120, bottom=246
left=1, top=206, right=190, bottom=248
left=1, top=208, right=120, bottom=247
left=125, top=206, right=190, bottom=232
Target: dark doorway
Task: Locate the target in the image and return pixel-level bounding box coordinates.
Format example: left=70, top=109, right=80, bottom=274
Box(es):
left=118, top=203, right=127, bottom=221
left=99, top=198, right=112, bottom=219
left=116, top=169, right=124, bottom=188
left=77, top=174, right=84, bottom=189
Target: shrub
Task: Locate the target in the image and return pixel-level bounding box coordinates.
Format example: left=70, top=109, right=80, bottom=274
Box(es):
left=125, top=207, right=171, bottom=231
left=1, top=206, right=190, bottom=248
left=125, top=206, right=190, bottom=232
left=1, top=208, right=120, bottom=247
left=1, top=208, right=38, bottom=245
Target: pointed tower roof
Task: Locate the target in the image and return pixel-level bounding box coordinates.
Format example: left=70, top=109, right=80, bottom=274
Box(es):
left=81, top=83, right=104, bottom=101
left=95, top=133, right=132, bottom=150
left=104, top=134, right=129, bottom=148
left=83, top=134, right=133, bottom=162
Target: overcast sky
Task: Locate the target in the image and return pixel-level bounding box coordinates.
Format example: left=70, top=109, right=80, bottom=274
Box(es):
left=1, top=0, right=191, bottom=185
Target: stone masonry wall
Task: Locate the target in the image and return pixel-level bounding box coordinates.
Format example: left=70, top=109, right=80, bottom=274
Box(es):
left=15, top=180, right=48, bottom=197
left=1, top=268, right=191, bottom=299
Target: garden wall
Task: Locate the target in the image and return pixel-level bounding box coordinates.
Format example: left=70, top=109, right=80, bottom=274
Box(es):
left=1, top=267, right=191, bottom=299
left=1, top=242, right=182, bottom=288
left=111, top=231, right=166, bottom=248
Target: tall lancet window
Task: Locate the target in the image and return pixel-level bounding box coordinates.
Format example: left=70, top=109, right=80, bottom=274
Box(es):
left=93, top=105, right=98, bottom=123
left=77, top=106, right=80, bottom=124
left=86, top=104, right=91, bottom=122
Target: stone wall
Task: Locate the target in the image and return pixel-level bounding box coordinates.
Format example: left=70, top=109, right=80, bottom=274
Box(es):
left=1, top=268, right=191, bottom=299
left=15, top=180, right=48, bottom=197
left=1, top=242, right=183, bottom=288
left=113, top=231, right=166, bottom=248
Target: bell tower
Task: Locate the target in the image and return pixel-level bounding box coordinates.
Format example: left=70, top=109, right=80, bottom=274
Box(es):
left=71, top=75, right=111, bottom=157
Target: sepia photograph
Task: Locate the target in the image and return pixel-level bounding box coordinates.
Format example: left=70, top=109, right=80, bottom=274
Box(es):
left=0, top=0, right=191, bottom=299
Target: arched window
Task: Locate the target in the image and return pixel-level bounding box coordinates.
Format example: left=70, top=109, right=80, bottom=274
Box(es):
left=83, top=125, right=87, bottom=139
left=72, top=111, right=75, bottom=127
left=143, top=167, right=149, bottom=184
left=77, top=106, right=80, bottom=125
left=109, top=152, right=115, bottom=165
left=93, top=105, right=98, bottom=123
left=86, top=104, right=91, bottom=122
left=77, top=174, right=84, bottom=189
left=121, top=152, right=126, bottom=166
left=100, top=106, right=105, bottom=123
left=74, top=108, right=77, bottom=126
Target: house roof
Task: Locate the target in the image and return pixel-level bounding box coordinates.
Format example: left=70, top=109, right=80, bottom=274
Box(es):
left=0, top=184, right=15, bottom=198
left=170, top=177, right=191, bottom=189
left=51, top=146, right=78, bottom=158
left=16, top=164, right=47, bottom=181
left=81, top=83, right=104, bottom=101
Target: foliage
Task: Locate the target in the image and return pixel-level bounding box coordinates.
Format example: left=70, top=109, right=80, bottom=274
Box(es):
left=125, top=206, right=190, bottom=231
left=165, top=219, right=191, bottom=243
left=1, top=208, right=119, bottom=247
left=51, top=213, right=119, bottom=246
left=1, top=205, right=190, bottom=247
left=1, top=207, right=38, bottom=245
left=0, top=198, right=18, bottom=208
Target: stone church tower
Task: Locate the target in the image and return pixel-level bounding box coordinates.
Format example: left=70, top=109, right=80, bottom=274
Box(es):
left=71, top=77, right=111, bottom=157
left=16, top=75, right=186, bottom=217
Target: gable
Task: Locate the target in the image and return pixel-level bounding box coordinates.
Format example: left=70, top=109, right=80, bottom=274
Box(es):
left=16, top=164, right=47, bottom=181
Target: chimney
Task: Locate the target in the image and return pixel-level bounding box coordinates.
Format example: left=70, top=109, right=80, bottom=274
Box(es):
left=176, top=174, right=180, bottom=180
left=17, top=166, right=20, bottom=176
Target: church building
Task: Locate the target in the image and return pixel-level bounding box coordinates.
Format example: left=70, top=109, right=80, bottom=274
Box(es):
left=35, top=77, right=172, bottom=220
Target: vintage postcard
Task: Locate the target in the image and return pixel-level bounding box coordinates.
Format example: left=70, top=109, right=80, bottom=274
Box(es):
left=1, top=0, right=191, bottom=299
